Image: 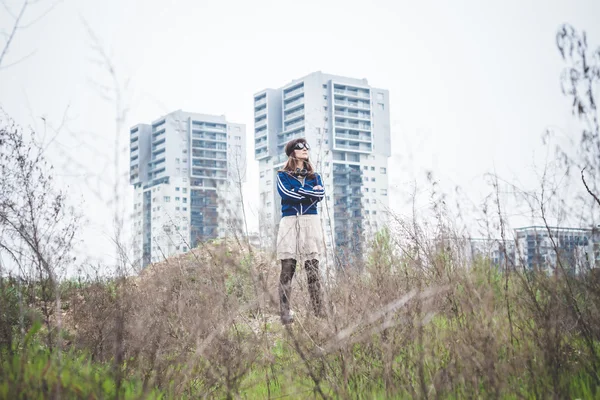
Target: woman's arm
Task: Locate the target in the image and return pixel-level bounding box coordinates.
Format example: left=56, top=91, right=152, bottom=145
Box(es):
left=277, top=172, right=306, bottom=203
left=297, top=174, right=325, bottom=201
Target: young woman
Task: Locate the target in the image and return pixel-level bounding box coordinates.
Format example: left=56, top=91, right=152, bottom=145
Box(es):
left=276, top=138, right=325, bottom=324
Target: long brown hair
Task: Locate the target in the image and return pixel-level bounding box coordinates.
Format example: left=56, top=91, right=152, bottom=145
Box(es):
left=279, top=137, right=316, bottom=179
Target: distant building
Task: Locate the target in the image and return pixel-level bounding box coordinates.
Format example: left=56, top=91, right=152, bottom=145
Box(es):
left=129, top=110, right=246, bottom=267
left=514, top=226, right=599, bottom=274
left=468, top=238, right=516, bottom=271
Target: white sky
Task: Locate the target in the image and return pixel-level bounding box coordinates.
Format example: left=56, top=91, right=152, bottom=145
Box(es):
left=1, top=0, right=599, bottom=268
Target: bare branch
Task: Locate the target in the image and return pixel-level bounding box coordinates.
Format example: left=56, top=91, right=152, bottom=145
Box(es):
left=581, top=167, right=600, bottom=207
left=0, top=0, right=28, bottom=69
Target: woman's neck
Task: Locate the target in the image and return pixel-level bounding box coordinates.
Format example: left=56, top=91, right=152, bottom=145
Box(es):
left=294, top=160, right=305, bottom=169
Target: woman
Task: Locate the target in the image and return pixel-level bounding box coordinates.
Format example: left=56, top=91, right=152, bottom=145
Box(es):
left=276, top=137, right=325, bottom=324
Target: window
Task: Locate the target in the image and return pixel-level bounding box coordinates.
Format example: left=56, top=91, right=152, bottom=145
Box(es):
left=182, top=198, right=187, bottom=203
left=176, top=168, right=180, bottom=174
left=175, top=197, right=180, bottom=201
left=365, top=188, right=369, bottom=192
left=372, top=211, right=377, bottom=215
left=260, top=171, right=265, bottom=178
left=175, top=207, right=180, bottom=211
left=371, top=166, right=375, bottom=171
left=182, top=177, right=187, bottom=182
left=372, top=188, right=376, bottom=193
left=182, top=168, right=188, bottom=174
left=266, top=180, right=271, bottom=186
left=371, top=177, right=376, bottom=182
left=183, top=149, right=187, bottom=154
left=164, top=196, right=170, bottom=202
left=183, top=158, right=187, bottom=163
left=377, top=92, right=384, bottom=100
left=323, top=106, right=328, bottom=111
left=176, top=187, right=180, bottom=191
left=182, top=188, right=187, bottom=194
left=380, top=167, right=387, bottom=174
left=323, top=95, right=327, bottom=100
left=183, top=207, right=187, bottom=211
left=266, top=202, right=271, bottom=207
left=235, top=136, right=241, bottom=141
left=381, top=189, right=388, bottom=196
left=176, top=158, right=180, bottom=163
left=322, top=84, right=327, bottom=89
left=363, top=166, right=368, bottom=170
left=378, top=103, right=385, bottom=111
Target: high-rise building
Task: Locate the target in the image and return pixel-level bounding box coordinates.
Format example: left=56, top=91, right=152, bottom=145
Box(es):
left=130, top=110, right=246, bottom=267
left=253, top=72, right=391, bottom=264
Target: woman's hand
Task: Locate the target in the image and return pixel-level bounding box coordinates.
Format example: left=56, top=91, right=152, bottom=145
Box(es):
left=313, top=185, right=324, bottom=191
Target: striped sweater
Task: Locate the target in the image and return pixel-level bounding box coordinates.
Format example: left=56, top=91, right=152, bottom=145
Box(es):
left=276, top=171, right=325, bottom=217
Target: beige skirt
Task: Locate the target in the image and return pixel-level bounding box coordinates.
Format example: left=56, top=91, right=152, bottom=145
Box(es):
left=276, top=214, right=324, bottom=262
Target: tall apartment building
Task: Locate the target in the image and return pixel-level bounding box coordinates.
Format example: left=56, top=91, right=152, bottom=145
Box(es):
left=253, top=71, right=391, bottom=262
left=130, top=110, right=246, bottom=267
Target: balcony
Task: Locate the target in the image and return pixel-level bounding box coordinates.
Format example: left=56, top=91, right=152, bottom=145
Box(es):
left=335, top=142, right=372, bottom=153
left=192, top=140, right=227, bottom=151
left=335, top=132, right=372, bottom=142
left=192, top=151, right=226, bottom=160
left=284, top=108, right=304, bottom=122
left=283, top=86, right=304, bottom=100
left=255, top=147, right=268, bottom=160
left=334, top=88, right=370, bottom=99
left=284, top=97, right=304, bottom=111
left=335, top=110, right=370, bottom=120
left=336, top=122, right=371, bottom=131
left=152, top=136, right=166, bottom=147
left=283, top=119, right=304, bottom=132
left=255, top=125, right=267, bottom=138
left=334, top=99, right=370, bottom=110
left=254, top=97, right=266, bottom=107
left=192, top=160, right=227, bottom=169
left=192, top=123, right=227, bottom=133
left=192, top=131, right=227, bottom=141
left=255, top=106, right=267, bottom=118
left=191, top=169, right=227, bottom=179
left=255, top=116, right=267, bottom=128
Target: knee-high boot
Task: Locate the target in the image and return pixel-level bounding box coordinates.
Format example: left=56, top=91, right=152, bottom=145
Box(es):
left=305, top=259, right=325, bottom=318
left=279, top=258, right=297, bottom=324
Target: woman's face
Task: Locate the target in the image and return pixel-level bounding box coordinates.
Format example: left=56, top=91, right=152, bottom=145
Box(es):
left=293, top=145, right=309, bottom=161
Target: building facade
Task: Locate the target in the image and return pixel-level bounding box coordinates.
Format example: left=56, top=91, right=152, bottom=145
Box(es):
left=130, top=110, right=246, bottom=267
left=514, top=226, right=600, bottom=274
left=467, top=238, right=517, bottom=271
left=253, top=72, right=391, bottom=264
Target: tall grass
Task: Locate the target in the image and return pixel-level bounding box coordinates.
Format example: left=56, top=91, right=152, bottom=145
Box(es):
left=1, top=221, right=599, bottom=399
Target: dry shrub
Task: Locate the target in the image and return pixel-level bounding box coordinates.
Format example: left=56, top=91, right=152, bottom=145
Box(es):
left=62, top=221, right=600, bottom=399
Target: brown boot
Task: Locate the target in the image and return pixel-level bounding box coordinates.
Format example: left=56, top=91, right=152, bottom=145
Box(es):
left=305, top=259, right=325, bottom=318
left=279, top=259, right=296, bottom=324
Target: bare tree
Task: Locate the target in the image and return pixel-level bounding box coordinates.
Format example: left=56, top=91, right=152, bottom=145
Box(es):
left=0, top=109, right=78, bottom=348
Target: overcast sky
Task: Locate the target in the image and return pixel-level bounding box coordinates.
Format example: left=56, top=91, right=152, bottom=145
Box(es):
left=1, top=0, right=599, bottom=268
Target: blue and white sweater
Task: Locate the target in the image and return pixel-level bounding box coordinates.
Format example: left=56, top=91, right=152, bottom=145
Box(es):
left=276, top=171, right=325, bottom=217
